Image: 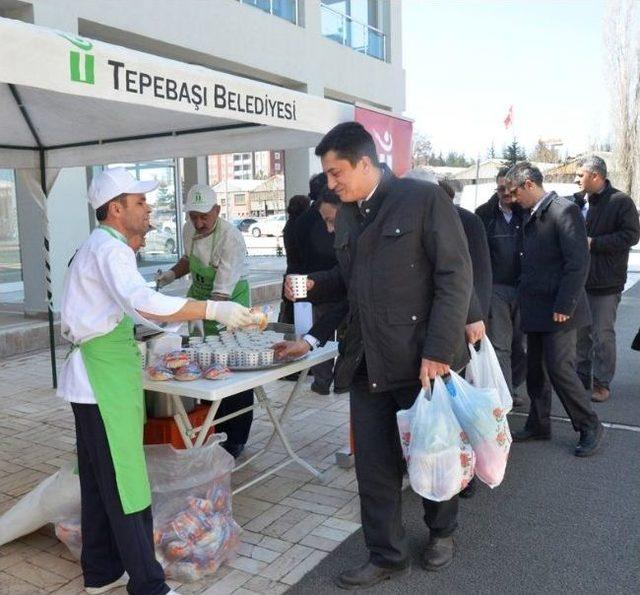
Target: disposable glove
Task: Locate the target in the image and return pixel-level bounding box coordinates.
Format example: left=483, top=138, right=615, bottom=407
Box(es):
left=205, top=301, right=253, bottom=328
left=155, top=269, right=176, bottom=289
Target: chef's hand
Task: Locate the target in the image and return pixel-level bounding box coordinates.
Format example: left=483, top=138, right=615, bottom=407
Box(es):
left=205, top=301, right=253, bottom=328
left=273, top=339, right=310, bottom=360
left=465, top=320, right=486, bottom=345
left=420, top=358, right=450, bottom=387
left=284, top=276, right=315, bottom=301
left=553, top=312, right=570, bottom=323
left=155, top=269, right=176, bottom=289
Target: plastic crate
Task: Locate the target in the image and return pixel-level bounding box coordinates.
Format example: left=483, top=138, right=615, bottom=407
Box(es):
left=143, top=403, right=215, bottom=449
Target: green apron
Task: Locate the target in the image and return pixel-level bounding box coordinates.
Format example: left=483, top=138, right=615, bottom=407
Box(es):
left=186, top=222, right=250, bottom=335
left=79, top=225, right=151, bottom=514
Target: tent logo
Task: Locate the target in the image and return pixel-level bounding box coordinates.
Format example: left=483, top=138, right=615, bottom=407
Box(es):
left=193, top=192, right=203, bottom=204
left=57, top=33, right=95, bottom=84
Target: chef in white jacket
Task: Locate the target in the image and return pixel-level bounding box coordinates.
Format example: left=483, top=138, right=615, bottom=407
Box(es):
left=57, top=168, right=252, bottom=595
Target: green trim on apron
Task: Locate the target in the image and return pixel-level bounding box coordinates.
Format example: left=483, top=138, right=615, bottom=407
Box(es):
left=80, top=225, right=151, bottom=514
left=186, top=222, right=250, bottom=335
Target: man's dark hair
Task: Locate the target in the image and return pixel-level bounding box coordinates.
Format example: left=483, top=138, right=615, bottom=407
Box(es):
left=438, top=179, right=456, bottom=200
left=577, top=155, right=607, bottom=179
left=316, top=185, right=341, bottom=207
left=505, top=162, right=544, bottom=188
left=286, top=194, right=310, bottom=219
left=315, top=121, right=380, bottom=168
left=309, top=172, right=327, bottom=202
left=496, top=166, right=510, bottom=181
left=95, top=193, right=127, bottom=221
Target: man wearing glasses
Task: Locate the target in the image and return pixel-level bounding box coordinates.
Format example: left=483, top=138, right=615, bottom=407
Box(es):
left=504, top=162, right=604, bottom=457
left=476, top=168, right=527, bottom=407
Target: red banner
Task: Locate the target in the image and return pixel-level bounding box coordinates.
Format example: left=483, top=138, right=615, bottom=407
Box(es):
left=355, top=106, right=413, bottom=176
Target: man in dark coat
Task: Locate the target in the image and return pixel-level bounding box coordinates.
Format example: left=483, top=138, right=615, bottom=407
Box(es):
left=275, top=122, right=473, bottom=588
left=504, top=162, right=604, bottom=457
left=571, top=155, right=640, bottom=402
left=476, top=167, right=527, bottom=406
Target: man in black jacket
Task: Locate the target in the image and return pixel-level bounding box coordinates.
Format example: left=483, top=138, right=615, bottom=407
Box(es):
left=476, top=168, right=527, bottom=407
left=505, top=162, right=604, bottom=457
left=275, top=123, right=473, bottom=588
left=572, top=155, right=640, bottom=402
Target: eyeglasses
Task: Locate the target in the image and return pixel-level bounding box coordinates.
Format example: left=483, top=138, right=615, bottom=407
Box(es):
left=506, top=183, right=526, bottom=198
left=496, top=185, right=506, bottom=193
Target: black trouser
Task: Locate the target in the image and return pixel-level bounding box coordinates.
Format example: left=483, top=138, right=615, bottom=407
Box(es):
left=215, top=389, right=254, bottom=447
left=524, top=329, right=600, bottom=435
left=310, top=302, right=337, bottom=390
left=71, top=403, right=169, bottom=595
left=350, top=381, right=458, bottom=569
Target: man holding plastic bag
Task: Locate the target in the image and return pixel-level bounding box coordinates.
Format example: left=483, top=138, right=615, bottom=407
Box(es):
left=275, top=123, right=473, bottom=589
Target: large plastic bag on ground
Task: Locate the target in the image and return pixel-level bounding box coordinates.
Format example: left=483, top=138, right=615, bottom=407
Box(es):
left=0, top=461, right=80, bottom=547
left=447, top=371, right=511, bottom=488
left=145, top=435, right=240, bottom=582
left=55, top=435, right=240, bottom=583
left=465, top=337, right=513, bottom=412
left=396, top=378, right=475, bottom=502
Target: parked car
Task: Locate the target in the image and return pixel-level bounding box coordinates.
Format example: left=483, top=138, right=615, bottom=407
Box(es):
left=140, top=227, right=177, bottom=256
left=232, top=218, right=258, bottom=233
left=248, top=214, right=286, bottom=237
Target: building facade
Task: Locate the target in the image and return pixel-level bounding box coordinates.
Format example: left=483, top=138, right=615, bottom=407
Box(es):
left=0, top=0, right=405, bottom=315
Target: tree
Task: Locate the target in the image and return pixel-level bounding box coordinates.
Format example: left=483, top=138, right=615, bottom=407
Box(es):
left=530, top=140, right=560, bottom=163
left=411, top=133, right=432, bottom=167
left=502, top=139, right=527, bottom=166
left=604, top=0, right=640, bottom=199
left=487, top=142, right=496, bottom=159
left=155, top=182, right=174, bottom=209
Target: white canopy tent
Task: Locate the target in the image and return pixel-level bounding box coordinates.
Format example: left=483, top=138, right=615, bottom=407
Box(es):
left=0, top=17, right=354, bottom=386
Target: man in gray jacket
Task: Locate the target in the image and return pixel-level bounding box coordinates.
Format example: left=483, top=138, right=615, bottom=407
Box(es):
left=275, top=122, right=473, bottom=588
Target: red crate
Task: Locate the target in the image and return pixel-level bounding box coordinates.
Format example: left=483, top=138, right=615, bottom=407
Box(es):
left=143, top=404, right=215, bottom=449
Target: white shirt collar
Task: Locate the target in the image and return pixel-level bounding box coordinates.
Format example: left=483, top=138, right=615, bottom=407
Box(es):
left=358, top=183, right=379, bottom=208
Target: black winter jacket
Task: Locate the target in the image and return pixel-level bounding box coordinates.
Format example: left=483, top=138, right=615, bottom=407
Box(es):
left=519, top=192, right=591, bottom=333
left=570, top=181, right=639, bottom=295
left=308, top=170, right=473, bottom=393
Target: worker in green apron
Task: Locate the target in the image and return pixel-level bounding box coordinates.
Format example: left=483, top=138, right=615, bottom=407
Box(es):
left=58, top=168, right=253, bottom=595
left=157, top=184, right=254, bottom=457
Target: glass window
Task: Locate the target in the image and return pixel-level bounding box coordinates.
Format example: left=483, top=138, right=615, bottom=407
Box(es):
left=235, top=193, right=246, bottom=206
left=241, top=0, right=297, bottom=24
left=107, top=160, right=180, bottom=270
left=0, top=170, right=22, bottom=285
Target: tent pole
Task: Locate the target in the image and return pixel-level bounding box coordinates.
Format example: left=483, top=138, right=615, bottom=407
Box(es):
left=8, top=84, right=57, bottom=388
left=40, top=148, right=58, bottom=388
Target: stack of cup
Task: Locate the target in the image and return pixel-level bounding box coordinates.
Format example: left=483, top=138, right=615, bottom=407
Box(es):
left=196, top=346, right=212, bottom=369
left=213, top=350, right=229, bottom=367
left=288, top=274, right=308, bottom=299
left=259, top=349, right=274, bottom=366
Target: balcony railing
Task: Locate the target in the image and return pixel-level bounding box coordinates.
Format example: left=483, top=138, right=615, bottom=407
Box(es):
left=238, top=0, right=298, bottom=25
left=320, top=3, right=386, bottom=61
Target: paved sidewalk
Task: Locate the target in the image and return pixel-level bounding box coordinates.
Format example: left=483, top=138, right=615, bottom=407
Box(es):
left=0, top=348, right=358, bottom=594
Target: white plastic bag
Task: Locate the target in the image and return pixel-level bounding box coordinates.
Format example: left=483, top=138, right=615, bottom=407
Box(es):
left=0, top=461, right=80, bottom=547
left=397, top=378, right=475, bottom=502
left=466, top=337, right=513, bottom=412
left=447, top=371, right=511, bottom=488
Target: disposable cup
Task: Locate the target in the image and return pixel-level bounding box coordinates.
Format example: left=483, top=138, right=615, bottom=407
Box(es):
left=288, top=274, right=308, bottom=299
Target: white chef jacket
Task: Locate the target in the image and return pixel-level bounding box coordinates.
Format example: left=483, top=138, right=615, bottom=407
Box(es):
left=57, top=227, right=188, bottom=404
left=182, top=217, right=248, bottom=296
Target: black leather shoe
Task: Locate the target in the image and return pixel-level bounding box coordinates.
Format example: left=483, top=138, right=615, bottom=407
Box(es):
left=422, top=535, right=454, bottom=571
left=575, top=423, right=605, bottom=457
left=512, top=428, right=551, bottom=442
left=335, top=561, right=411, bottom=590
left=310, top=381, right=331, bottom=395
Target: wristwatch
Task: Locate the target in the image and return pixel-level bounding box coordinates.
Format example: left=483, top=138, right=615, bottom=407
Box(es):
left=303, top=334, right=320, bottom=351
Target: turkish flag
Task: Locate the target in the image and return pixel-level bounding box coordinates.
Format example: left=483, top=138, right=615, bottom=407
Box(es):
left=504, top=105, right=514, bottom=129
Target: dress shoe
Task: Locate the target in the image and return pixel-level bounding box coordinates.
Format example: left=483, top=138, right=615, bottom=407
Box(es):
left=85, top=573, right=128, bottom=594
left=459, top=476, right=477, bottom=499
left=512, top=428, right=551, bottom=442
left=575, top=423, right=605, bottom=457
left=591, top=386, right=611, bottom=403
left=335, top=561, right=410, bottom=590
left=310, top=381, right=331, bottom=395
left=422, top=535, right=454, bottom=571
